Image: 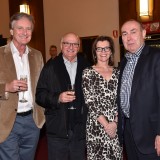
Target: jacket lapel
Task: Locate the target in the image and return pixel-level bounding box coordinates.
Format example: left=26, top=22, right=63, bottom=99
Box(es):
left=54, top=54, right=71, bottom=91
left=28, top=49, right=36, bottom=101
left=131, top=46, right=149, bottom=99
left=118, top=57, right=127, bottom=96
left=4, top=44, right=17, bottom=80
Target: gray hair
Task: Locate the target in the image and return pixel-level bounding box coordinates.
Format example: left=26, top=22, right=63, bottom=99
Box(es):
left=9, top=12, right=35, bottom=30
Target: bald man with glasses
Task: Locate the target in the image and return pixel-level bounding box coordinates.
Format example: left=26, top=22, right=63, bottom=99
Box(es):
left=36, top=32, right=89, bottom=160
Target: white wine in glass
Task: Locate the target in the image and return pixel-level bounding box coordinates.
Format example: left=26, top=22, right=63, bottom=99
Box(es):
left=67, top=84, right=76, bottom=110
left=19, top=75, right=28, bottom=103
left=68, top=84, right=75, bottom=92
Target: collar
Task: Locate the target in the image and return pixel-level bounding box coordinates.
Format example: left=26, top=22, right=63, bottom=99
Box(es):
left=63, top=55, right=77, bottom=64
left=125, top=43, right=145, bottom=60
left=10, top=41, right=30, bottom=56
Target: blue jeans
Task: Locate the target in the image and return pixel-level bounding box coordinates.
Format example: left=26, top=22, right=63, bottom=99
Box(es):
left=0, top=114, right=40, bottom=160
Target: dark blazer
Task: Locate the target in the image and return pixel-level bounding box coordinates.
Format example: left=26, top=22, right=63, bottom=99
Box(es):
left=36, top=52, right=88, bottom=139
left=117, top=45, right=160, bottom=154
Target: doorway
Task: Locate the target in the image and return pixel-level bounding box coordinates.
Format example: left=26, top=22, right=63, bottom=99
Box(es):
left=80, top=36, right=98, bottom=65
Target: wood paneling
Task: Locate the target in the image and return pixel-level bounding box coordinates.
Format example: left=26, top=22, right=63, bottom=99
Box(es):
left=119, top=0, right=137, bottom=28
left=8, top=0, right=46, bottom=62
left=153, top=0, right=160, bottom=21
left=119, top=0, right=160, bottom=29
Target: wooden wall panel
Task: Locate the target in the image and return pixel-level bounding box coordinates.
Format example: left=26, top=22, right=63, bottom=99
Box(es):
left=153, top=0, right=160, bottom=21
left=119, top=0, right=160, bottom=29
left=8, top=0, right=46, bottom=62
left=119, top=0, right=137, bottom=28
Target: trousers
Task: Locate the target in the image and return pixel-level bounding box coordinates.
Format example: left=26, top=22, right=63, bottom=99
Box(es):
left=0, top=114, right=40, bottom=160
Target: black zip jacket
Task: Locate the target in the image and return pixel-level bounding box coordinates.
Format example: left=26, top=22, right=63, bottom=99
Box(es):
left=36, top=53, right=89, bottom=140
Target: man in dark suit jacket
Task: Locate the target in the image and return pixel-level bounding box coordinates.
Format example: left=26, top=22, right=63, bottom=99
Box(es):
left=117, top=19, right=160, bottom=160
left=36, top=32, right=88, bottom=160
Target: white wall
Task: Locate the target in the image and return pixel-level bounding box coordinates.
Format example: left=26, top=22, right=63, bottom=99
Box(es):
left=0, top=0, right=10, bottom=38
left=43, top=0, right=120, bottom=65
left=0, top=0, right=120, bottom=65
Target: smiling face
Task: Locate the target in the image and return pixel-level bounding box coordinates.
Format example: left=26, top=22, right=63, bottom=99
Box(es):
left=121, top=20, right=146, bottom=53
left=96, top=40, right=112, bottom=63
left=10, top=17, right=33, bottom=47
left=60, top=33, right=80, bottom=62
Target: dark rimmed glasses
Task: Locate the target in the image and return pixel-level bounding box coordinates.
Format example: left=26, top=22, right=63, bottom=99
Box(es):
left=62, top=42, right=79, bottom=48
left=96, top=46, right=111, bottom=52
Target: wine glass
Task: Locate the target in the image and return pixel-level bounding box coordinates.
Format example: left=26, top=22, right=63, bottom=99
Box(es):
left=67, top=84, right=76, bottom=110
left=19, top=75, right=28, bottom=103
left=68, top=84, right=75, bottom=92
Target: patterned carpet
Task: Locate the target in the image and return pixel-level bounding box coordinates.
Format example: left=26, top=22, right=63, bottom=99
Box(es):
left=35, top=127, right=48, bottom=160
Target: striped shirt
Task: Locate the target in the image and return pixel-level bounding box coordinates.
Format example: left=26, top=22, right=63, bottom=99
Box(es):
left=120, top=44, right=145, bottom=118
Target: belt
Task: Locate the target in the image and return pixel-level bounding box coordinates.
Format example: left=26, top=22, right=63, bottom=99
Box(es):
left=17, top=110, right=32, bottom=116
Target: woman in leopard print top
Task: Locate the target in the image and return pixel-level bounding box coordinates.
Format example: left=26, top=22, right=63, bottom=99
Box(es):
left=82, top=36, right=122, bottom=160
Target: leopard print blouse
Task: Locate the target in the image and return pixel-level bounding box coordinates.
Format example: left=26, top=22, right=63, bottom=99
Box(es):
left=82, top=66, right=122, bottom=160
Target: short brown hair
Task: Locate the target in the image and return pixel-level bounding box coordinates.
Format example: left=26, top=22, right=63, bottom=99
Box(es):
left=92, top=36, right=114, bottom=66
left=49, top=45, right=57, bottom=51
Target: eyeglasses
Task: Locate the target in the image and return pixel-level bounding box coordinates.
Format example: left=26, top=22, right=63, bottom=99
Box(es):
left=96, top=46, right=111, bottom=52
left=62, top=42, right=79, bottom=48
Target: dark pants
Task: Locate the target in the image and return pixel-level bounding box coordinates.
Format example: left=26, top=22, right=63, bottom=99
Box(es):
left=47, top=130, right=86, bottom=160
left=0, top=114, right=40, bottom=160
left=124, top=118, right=160, bottom=160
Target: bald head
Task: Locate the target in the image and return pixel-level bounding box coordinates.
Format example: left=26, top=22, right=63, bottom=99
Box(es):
left=61, top=32, right=80, bottom=44
left=60, top=32, right=80, bottom=62
left=121, top=19, right=144, bottom=32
